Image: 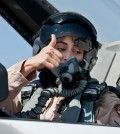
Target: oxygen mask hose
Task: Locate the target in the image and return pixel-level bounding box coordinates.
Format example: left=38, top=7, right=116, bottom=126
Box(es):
left=60, top=79, right=87, bottom=97
left=16, top=87, right=58, bottom=119
left=16, top=78, right=87, bottom=119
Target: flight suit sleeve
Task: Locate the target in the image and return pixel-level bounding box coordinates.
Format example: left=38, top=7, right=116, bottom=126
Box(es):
left=95, top=91, right=120, bottom=125
left=0, top=60, right=36, bottom=113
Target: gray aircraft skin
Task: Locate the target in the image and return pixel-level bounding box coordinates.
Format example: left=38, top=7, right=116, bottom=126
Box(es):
left=91, top=41, right=120, bottom=88
left=0, top=0, right=120, bottom=133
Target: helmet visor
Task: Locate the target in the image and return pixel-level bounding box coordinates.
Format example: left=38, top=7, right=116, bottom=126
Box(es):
left=40, top=23, right=93, bottom=51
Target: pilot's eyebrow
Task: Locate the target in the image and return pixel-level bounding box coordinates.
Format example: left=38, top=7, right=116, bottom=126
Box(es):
left=57, top=41, right=79, bottom=47
left=57, top=41, right=68, bottom=46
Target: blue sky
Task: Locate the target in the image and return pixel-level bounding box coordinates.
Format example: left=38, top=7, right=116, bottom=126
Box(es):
left=0, top=0, right=120, bottom=68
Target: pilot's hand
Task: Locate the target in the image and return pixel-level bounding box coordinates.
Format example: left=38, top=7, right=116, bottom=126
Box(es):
left=40, top=97, right=65, bottom=121
left=21, top=34, right=62, bottom=78
left=32, top=34, right=63, bottom=70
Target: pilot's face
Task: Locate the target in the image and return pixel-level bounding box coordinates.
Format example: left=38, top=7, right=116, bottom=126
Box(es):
left=55, top=36, right=84, bottom=63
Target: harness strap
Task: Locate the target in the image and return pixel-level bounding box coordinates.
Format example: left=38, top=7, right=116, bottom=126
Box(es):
left=60, top=94, right=82, bottom=122
left=80, top=100, right=95, bottom=123
left=60, top=78, right=106, bottom=123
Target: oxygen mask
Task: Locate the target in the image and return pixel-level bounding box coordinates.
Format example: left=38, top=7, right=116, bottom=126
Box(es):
left=51, top=57, right=86, bottom=84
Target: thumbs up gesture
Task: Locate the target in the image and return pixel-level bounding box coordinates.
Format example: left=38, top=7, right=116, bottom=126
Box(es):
left=28, top=34, right=63, bottom=70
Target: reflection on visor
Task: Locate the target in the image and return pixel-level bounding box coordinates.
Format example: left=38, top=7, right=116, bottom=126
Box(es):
left=56, top=37, right=92, bottom=51
left=45, top=36, right=92, bottom=52
left=72, top=37, right=92, bottom=51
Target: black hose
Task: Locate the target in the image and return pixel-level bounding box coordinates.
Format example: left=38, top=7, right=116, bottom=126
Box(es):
left=16, top=80, right=87, bottom=119
left=60, top=80, right=87, bottom=97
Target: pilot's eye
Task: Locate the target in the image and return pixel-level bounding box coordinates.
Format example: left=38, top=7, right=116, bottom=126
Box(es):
left=55, top=42, right=67, bottom=52
left=73, top=50, right=82, bottom=54
left=56, top=48, right=65, bottom=52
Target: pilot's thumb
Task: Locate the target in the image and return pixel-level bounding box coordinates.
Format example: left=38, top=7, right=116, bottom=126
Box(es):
left=48, top=34, right=56, bottom=48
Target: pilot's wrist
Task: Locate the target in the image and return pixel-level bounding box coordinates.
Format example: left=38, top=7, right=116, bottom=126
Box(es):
left=20, top=59, right=37, bottom=80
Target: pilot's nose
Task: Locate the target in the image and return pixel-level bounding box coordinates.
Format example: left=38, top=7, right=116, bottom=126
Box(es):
left=62, top=52, right=72, bottom=62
